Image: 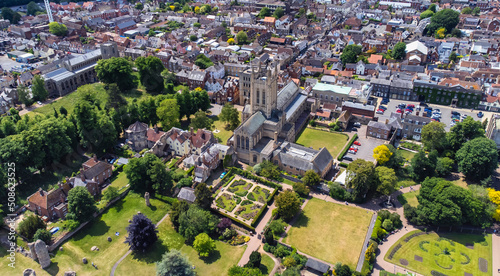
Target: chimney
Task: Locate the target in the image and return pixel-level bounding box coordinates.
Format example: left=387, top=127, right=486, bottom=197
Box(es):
left=81, top=174, right=85, bottom=182
left=385, top=119, right=389, bottom=124
left=190, top=127, right=194, bottom=136
left=93, top=155, right=97, bottom=162
left=154, top=125, right=159, bottom=133
left=65, top=176, right=69, bottom=183
left=39, top=188, right=43, bottom=196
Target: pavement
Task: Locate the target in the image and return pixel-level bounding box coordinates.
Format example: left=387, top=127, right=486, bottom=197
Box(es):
left=356, top=213, right=378, bottom=272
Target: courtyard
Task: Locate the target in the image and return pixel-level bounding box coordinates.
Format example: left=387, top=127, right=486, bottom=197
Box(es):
left=213, top=176, right=276, bottom=226
left=295, top=128, right=349, bottom=159
left=385, top=230, right=492, bottom=276
left=283, top=198, right=373, bottom=268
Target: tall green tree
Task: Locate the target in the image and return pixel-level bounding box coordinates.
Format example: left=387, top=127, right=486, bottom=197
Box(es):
left=125, top=153, right=173, bottom=194
left=375, top=166, right=397, bottom=195
left=346, top=159, right=376, bottom=201
left=193, top=233, right=216, bottom=257
left=273, top=7, right=284, bottom=19
left=156, top=250, right=195, bottom=276
left=340, top=45, right=362, bottom=64
left=135, top=56, right=165, bottom=94
left=178, top=205, right=219, bottom=243
left=427, top=9, right=460, bottom=35
left=236, top=31, right=248, bottom=45
left=392, top=42, right=407, bottom=60
left=257, top=7, right=270, bottom=18
left=96, top=57, right=136, bottom=91
left=27, top=2, right=40, bottom=16
left=410, top=150, right=437, bottom=182
left=190, top=111, right=213, bottom=130
left=31, top=75, right=48, bottom=102
left=456, top=138, right=498, bottom=181
left=17, top=84, right=33, bottom=107
left=421, top=121, right=446, bottom=151
left=420, top=10, right=434, bottom=19
left=275, top=190, right=301, bottom=221
left=219, top=103, right=240, bottom=131
left=157, top=99, right=180, bottom=130
left=447, top=116, right=485, bottom=151
left=48, top=22, right=68, bottom=36
left=66, top=186, right=98, bottom=223
left=18, top=215, right=46, bottom=241
left=1, top=8, right=21, bottom=24
left=194, top=183, right=213, bottom=209
left=302, top=170, right=320, bottom=186
left=138, top=96, right=159, bottom=126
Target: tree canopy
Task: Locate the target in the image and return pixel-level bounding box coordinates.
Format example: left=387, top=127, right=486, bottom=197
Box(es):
left=49, top=22, right=68, bottom=36
left=275, top=190, right=301, bottom=221
left=194, top=182, right=213, bottom=209
left=346, top=159, right=376, bottom=201
left=302, top=170, right=320, bottom=186
left=66, top=186, right=98, bottom=223
left=340, top=45, right=362, bottom=64
left=236, top=31, right=248, bottom=45
left=447, top=116, right=485, bottom=151
left=456, top=138, right=498, bottom=181
left=157, top=99, right=180, bottom=130
left=410, top=150, right=437, bottom=182
left=125, top=153, right=173, bottom=194
left=193, top=233, right=216, bottom=257
left=18, top=214, right=46, bottom=241
left=135, top=56, right=165, bottom=94
left=156, top=250, right=195, bottom=276
left=219, top=104, right=240, bottom=131
left=31, top=75, right=48, bottom=102
left=373, top=145, right=392, bottom=165
left=420, top=10, right=434, bottom=19
left=392, top=42, right=406, bottom=60
left=190, top=111, right=213, bottom=130
left=427, top=9, right=460, bottom=35
left=178, top=204, right=219, bottom=243
left=27, top=1, right=40, bottom=16
left=125, top=213, right=158, bottom=252
left=194, top=54, right=214, bottom=69
left=1, top=8, right=21, bottom=24
left=96, top=57, right=136, bottom=91
left=421, top=121, right=446, bottom=151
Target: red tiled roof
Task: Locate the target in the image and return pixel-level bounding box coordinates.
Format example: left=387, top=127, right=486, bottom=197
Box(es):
left=147, top=128, right=166, bottom=142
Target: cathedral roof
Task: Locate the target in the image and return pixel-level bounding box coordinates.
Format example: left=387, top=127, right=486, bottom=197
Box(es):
left=277, top=81, right=300, bottom=110
left=240, top=111, right=266, bottom=136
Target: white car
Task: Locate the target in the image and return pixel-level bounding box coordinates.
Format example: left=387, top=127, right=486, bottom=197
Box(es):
left=353, top=122, right=361, bottom=127
left=348, top=150, right=356, bottom=154
left=37, top=101, right=42, bottom=105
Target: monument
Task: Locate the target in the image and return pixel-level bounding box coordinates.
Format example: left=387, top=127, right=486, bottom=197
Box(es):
left=145, top=192, right=150, bottom=206
left=34, top=240, right=51, bottom=269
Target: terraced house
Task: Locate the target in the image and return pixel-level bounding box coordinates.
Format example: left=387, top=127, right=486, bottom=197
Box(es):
left=413, top=78, right=483, bottom=108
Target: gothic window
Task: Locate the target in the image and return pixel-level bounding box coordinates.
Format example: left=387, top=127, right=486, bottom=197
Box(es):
left=236, top=135, right=240, bottom=148
left=246, top=137, right=249, bottom=149
left=262, top=91, right=266, bottom=104
left=253, top=155, right=257, bottom=163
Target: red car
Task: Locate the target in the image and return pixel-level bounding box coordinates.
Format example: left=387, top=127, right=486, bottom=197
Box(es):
left=396, top=109, right=403, bottom=113
left=349, top=147, right=358, bottom=152
left=353, top=141, right=361, bottom=146
left=407, top=104, right=415, bottom=108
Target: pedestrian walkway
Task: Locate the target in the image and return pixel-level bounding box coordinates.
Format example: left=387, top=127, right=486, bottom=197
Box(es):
left=356, top=213, right=377, bottom=272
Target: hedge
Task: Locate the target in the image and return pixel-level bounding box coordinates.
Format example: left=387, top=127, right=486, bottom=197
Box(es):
left=267, top=187, right=278, bottom=204
left=186, top=165, right=195, bottom=176
left=232, top=167, right=282, bottom=190
left=337, top=133, right=358, bottom=161
left=251, top=203, right=268, bottom=227
left=339, top=162, right=348, bottom=168
left=213, top=208, right=256, bottom=232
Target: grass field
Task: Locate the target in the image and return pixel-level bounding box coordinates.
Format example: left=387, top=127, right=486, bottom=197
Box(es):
left=0, top=192, right=171, bottom=276
left=108, top=172, right=129, bottom=191
left=397, top=191, right=419, bottom=207
left=216, top=193, right=237, bottom=212
left=212, top=112, right=241, bottom=144
left=398, top=149, right=416, bottom=161
left=385, top=230, right=492, bottom=276
left=295, top=128, right=349, bottom=158
left=284, top=198, right=373, bottom=267
left=115, top=219, right=246, bottom=276
left=260, top=254, right=275, bottom=275
left=248, top=186, right=271, bottom=203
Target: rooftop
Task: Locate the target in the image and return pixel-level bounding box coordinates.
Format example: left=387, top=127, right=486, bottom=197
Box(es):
left=313, top=83, right=351, bottom=95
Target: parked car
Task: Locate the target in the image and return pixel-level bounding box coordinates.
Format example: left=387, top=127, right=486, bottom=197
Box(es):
left=37, top=101, right=42, bottom=105
left=451, top=111, right=460, bottom=116
left=419, top=102, right=428, bottom=107
left=376, top=109, right=384, bottom=114
left=407, top=104, right=415, bottom=108
left=220, top=172, right=227, bottom=179
left=396, top=109, right=403, bottom=114
left=379, top=105, right=387, bottom=110
left=353, top=122, right=361, bottom=127
left=343, top=156, right=353, bottom=161
left=478, top=111, right=484, bottom=118
left=381, top=98, right=390, bottom=104
left=353, top=141, right=361, bottom=146
left=348, top=150, right=356, bottom=154
left=349, top=147, right=358, bottom=152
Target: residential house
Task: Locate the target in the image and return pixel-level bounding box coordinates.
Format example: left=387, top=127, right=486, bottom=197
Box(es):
left=406, top=41, right=428, bottom=64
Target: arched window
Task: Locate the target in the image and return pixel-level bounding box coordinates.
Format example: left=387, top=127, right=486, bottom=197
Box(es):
left=246, top=137, right=249, bottom=150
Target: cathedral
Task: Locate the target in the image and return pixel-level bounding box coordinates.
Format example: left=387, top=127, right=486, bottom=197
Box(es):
left=232, top=60, right=312, bottom=166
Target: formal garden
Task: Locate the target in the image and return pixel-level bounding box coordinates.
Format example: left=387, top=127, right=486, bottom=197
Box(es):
left=385, top=230, right=492, bottom=276
left=213, top=175, right=277, bottom=228
left=284, top=198, right=373, bottom=268
left=295, top=128, right=349, bottom=159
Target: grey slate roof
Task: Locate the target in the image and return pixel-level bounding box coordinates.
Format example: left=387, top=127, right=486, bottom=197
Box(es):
left=277, top=81, right=300, bottom=110
left=44, top=68, right=75, bottom=82
left=284, top=93, right=307, bottom=121
left=240, top=111, right=266, bottom=136
left=117, top=20, right=136, bottom=30
left=66, top=49, right=101, bottom=68
left=177, top=187, right=196, bottom=203
left=305, top=258, right=330, bottom=273
left=368, top=120, right=391, bottom=131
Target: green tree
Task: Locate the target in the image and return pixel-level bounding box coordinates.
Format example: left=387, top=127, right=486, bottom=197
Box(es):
left=456, top=138, right=498, bottom=181
left=258, top=7, right=270, bottom=18
left=473, top=7, right=480, bottom=16
left=346, top=159, right=376, bottom=201
left=1, top=8, right=21, bottom=24
left=105, top=83, right=126, bottom=109
left=219, top=103, right=240, bottom=131
left=18, top=215, right=46, bottom=241
left=420, top=10, right=434, bottom=19
left=17, top=84, right=33, bottom=107
left=302, top=170, right=320, bottom=186
left=136, top=56, right=165, bottom=94
left=125, top=153, right=173, bottom=194
left=96, top=57, right=136, bottom=91
left=169, top=200, right=190, bottom=228
left=449, top=51, right=458, bottom=63
left=228, top=265, right=264, bottom=276
left=245, top=251, right=261, bottom=268
left=258, top=160, right=281, bottom=180
left=156, top=250, right=195, bottom=276
left=410, top=150, right=437, bottom=182
left=375, top=166, right=397, bottom=195
left=421, top=121, right=446, bottom=151
left=436, top=157, right=454, bottom=177
left=49, top=22, right=68, bottom=36
left=66, top=186, right=98, bottom=223
left=275, top=190, right=301, bottom=221
left=273, top=7, right=284, bottom=19
left=268, top=219, right=286, bottom=236
left=282, top=267, right=301, bottom=276
left=223, top=154, right=233, bottom=168
left=190, top=35, right=198, bottom=41
left=427, top=9, right=460, bottom=35
left=461, top=7, right=472, bottom=14
left=178, top=205, right=219, bottom=243
left=27, top=1, right=40, bottom=16
left=157, top=99, right=180, bottom=130
left=194, top=54, right=214, bottom=69
left=193, top=233, right=216, bottom=257
left=392, top=42, right=407, bottom=60
left=103, top=186, right=119, bottom=201
left=447, top=116, right=485, bottom=151
left=33, top=229, right=51, bottom=244
left=148, top=29, right=156, bottom=37
left=138, top=96, right=159, bottom=126
left=135, top=2, right=143, bottom=10
left=340, top=45, right=362, bottom=64
left=125, top=213, right=158, bottom=252
left=194, top=183, right=213, bottom=209
left=293, top=182, right=310, bottom=197
left=190, top=111, right=213, bottom=130
left=31, top=75, right=48, bottom=102
left=236, top=31, right=248, bottom=45
left=382, top=219, right=393, bottom=231
left=451, top=28, right=462, bottom=38
left=429, top=3, right=437, bottom=13
left=193, top=22, right=201, bottom=28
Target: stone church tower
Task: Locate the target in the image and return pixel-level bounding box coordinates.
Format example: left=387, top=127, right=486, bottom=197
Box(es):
left=249, top=62, right=278, bottom=118
left=100, top=42, right=119, bottom=60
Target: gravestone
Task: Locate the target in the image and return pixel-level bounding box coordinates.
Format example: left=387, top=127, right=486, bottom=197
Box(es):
left=27, top=242, right=37, bottom=261
left=64, top=271, right=76, bottom=276
left=82, top=257, right=88, bottom=264
left=34, top=240, right=51, bottom=269
left=107, top=237, right=112, bottom=242
left=145, top=192, right=150, bottom=206
left=23, top=268, right=36, bottom=276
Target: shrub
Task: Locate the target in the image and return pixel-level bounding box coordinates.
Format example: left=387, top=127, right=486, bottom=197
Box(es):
left=387, top=243, right=402, bottom=260
left=63, top=219, right=80, bottom=232
left=269, top=219, right=286, bottom=236
left=339, top=162, right=348, bottom=168
left=382, top=219, right=393, bottom=231
left=33, top=229, right=51, bottom=244
left=329, top=182, right=346, bottom=201
left=338, top=134, right=358, bottom=161
left=404, top=232, right=426, bottom=242
left=419, top=240, right=430, bottom=252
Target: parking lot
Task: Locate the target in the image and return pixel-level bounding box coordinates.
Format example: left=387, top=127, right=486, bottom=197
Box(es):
left=342, top=125, right=387, bottom=164
left=375, top=98, right=488, bottom=131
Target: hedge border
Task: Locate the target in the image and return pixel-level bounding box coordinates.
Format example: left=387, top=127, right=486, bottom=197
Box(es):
left=251, top=203, right=268, bottom=227
left=186, top=165, right=195, bottom=176
left=338, top=133, right=358, bottom=161
left=213, top=208, right=256, bottom=232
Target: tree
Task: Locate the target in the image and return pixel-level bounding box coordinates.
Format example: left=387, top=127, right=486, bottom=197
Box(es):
left=228, top=265, right=264, bottom=276
left=340, top=45, right=362, bottom=64
left=223, top=154, right=233, bottom=168
left=421, top=121, right=446, bottom=151
left=456, top=138, right=498, bottom=181
left=66, top=186, right=97, bottom=223
left=190, top=111, right=213, bottom=130
left=135, top=2, right=143, bottom=10
left=176, top=178, right=193, bottom=188
left=157, top=99, right=180, bottom=130
left=227, top=38, right=235, bottom=45
left=194, top=6, right=201, bottom=13
left=336, top=264, right=352, bottom=276
left=236, top=31, right=248, bottom=45
left=33, top=229, right=51, bottom=244
left=365, top=243, right=376, bottom=264
left=392, top=42, right=406, bottom=60
left=31, top=75, right=48, bottom=102
left=373, top=145, right=392, bottom=165
left=436, top=157, right=454, bottom=177
left=125, top=213, right=158, bottom=252
left=170, top=200, right=190, bottom=228
left=27, top=1, right=40, bottom=16
left=103, top=186, right=119, bottom=202
left=136, top=56, right=165, bottom=94
left=382, top=219, right=393, bottom=231
left=48, top=22, right=68, bottom=36
left=194, top=183, right=213, bottom=209
left=258, top=7, right=270, bottom=18
left=420, top=10, right=434, bottom=19
left=275, top=190, right=301, bottom=221
left=346, top=159, right=376, bottom=201
left=18, top=215, right=46, bottom=241
left=447, top=116, right=485, bottom=151
left=17, top=85, right=33, bottom=107
left=293, top=182, right=310, bottom=197
left=156, top=250, right=195, bottom=276
left=273, top=7, right=284, bottom=19
left=194, top=54, right=214, bottom=70
left=302, top=170, right=320, bottom=186
left=219, top=104, right=240, bottom=131
left=258, top=160, right=281, bottom=180
left=193, top=233, right=216, bottom=257
left=190, top=34, right=198, bottom=41
left=449, top=51, right=458, bottom=63
left=178, top=205, right=219, bottom=243
left=217, top=217, right=232, bottom=233
left=461, top=7, right=472, bottom=14
left=282, top=267, right=301, bottom=276
left=1, top=8, right=21, bottom=24
left=96, top=57, right=136, bottom=91
left=427, top=9, right=460, bottom=35
left=105, top=83, right=126, bottom=110
left=410, top=151, right=437, bottom=182
left=268, top=219, right=286, bottom=236
left=429, top=3, right=437, bottom=13
left=138, top=96, right=159, bottom=126
left=245, top=251, right=261, bottom=268
left=125, top=153, right=173, bottom=194
left=473, top=7, right=480, bottom=16
left=451, top=28, right=462, bottom=38
left=375, top=166, right=397, bottom=195
left=435, top=27, right=446, bottom=39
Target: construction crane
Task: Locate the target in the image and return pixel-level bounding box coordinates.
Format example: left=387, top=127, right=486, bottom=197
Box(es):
left=44, top=0, right=53, bottom=23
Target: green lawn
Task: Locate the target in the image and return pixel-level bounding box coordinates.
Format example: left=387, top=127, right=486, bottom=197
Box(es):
left=247, top=186, right=271, bottom=204
left=115, top=219, right=246, bottom=276
left=398, top=149, right=416, bottom=161
left=259, top=253, right=275, bottom=275
left=295, top=128, right=349, bottom=159
left=385, top=230, right=492, bottom=276
left=281, top=178, right=297, bottom=185
left=212, top=112, right=241, bottom=144
left=108, top=172, right=129, bottom=191
left=0, top=247, right=52, bottom=276
left=397, top=191, right=419, bottom=207
left=1, top=192, right=171, bottom=276
left=284, top=198, right=373, bottom=267
left=227, top=180, right=253, bottom=197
